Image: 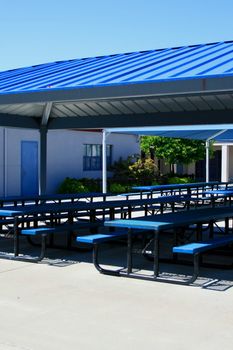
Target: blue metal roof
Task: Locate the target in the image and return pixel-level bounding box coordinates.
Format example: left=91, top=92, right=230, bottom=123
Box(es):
left=1, top=41, right=233, bottom=94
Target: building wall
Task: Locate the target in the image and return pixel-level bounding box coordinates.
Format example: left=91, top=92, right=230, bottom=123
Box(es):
left=0, top=128, right=4, bottom=196
left=47, top=130, right=139, bottom=193
left=0, top=128, right=139, bottom=196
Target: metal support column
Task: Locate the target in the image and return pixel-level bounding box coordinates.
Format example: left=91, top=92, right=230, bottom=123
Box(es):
left=39, top=102, right=52, bottom=195
left=40, top=126, right=47, bottom=195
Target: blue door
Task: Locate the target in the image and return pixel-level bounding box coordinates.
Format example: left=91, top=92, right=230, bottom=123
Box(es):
left=21, top=141, right=39, bottom=196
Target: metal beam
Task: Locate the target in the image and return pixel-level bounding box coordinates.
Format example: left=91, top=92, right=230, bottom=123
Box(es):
left=0, top=76, right=233, bottom=105
left=39, top=126, right=47, bottom=194
left=48, top=109, right=233, bottom=130
left=0, top=113, right=40, bottom=128
left=41, top=102, right=53, bottom=126
left=39, top=103, right=52, bottom=194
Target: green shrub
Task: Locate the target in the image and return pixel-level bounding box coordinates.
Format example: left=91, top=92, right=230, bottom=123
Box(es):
left=58, top=177, right=89, bottom=193
left=78, top=178, right=100, bottom=192
left=151, top=181, right=160, bottom=186
left=167, top=176, right=195, bottom=184
left=109, top=183, right=130, bottom=194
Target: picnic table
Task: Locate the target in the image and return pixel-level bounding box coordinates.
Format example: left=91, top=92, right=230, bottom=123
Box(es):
left=131, top=181, right=232, bottom=198
left=92, top=206, right=233, bottom=284
left=202, top=189, right=233, bottom=208
left=0, top=192, right=111, bottom=207
left=0, top=194, right=194, bottom=261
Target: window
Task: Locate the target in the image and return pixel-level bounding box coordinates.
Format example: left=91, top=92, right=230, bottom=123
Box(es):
left=83, top=144, right=112, bottom=171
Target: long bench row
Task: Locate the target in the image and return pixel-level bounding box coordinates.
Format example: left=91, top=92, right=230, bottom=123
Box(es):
left=0, top=189, right=233, bottom=287
left=0, top=192, right=110, bottom=208
left=1, top=181, right=232, bottom=207
left=131, top=181, right=233, bottom=198
left=0, top=194, right=198, bottom=263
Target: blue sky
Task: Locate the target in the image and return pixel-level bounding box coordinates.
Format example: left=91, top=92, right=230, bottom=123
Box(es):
left=1, top=0, right=232, bottom=71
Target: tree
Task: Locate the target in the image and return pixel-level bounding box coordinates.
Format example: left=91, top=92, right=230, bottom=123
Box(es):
left=140, top=136, right=207, bottom=173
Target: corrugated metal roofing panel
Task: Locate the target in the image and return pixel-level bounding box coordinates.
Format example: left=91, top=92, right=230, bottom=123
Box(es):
left=216, top=94, right=233, bottom=108
left=186, top=96, right=211, bottom=110
left=0, top=41, right=233, bottom=95
left=96, top=101, right=122, bottom=115
left=1, top=94, right=233, bottom=119
left=0, top=103, right=44, bottom=116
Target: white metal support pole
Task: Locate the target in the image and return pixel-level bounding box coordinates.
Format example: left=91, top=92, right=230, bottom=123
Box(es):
left=205, top=140, right=210, bottom=183
left=221, top=144, right=229, bottom=182
left=205, top=130, right=227, bottom=183
left=102, top=130, right=109, bottom=193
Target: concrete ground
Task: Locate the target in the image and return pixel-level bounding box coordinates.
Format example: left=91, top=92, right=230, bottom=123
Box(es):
left=0, top=239, right=233, bottom=350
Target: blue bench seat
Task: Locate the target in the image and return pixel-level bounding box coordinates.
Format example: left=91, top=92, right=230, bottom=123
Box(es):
left=11, top=222, right=101, bottom=263
left=173, top=235, right=233, bottom=255
left=20, top=221, right=98, bottom=236
left=171, top=235, right=233, bottom=284
left=76, top=231, right=129, bottom=244
left=76, top=230, right=137, bottom=276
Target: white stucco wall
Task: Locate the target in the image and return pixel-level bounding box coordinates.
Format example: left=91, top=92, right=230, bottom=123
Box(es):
left=3, top=127, right=233, bottom=196
left=0, top=128, right=4, bottom=196
left=0, top=128, right=139, bottom=195
left=227, top=146, right=233, bottom=179
left=46, top=130, right=139, bottom=193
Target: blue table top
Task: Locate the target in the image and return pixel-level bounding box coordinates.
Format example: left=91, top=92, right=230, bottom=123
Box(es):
left=0, top=192, right=110, bottom=203
left=204, top=190, right=233, bottom=196
left=104, top=206, right=233, bottom=231
left=0, top=194, right=192, bottom=217
left=132, top=181, right=229, bottom=192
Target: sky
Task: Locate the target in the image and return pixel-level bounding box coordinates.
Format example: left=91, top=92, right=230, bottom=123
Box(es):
left=0, top=0, right=233, bottom=72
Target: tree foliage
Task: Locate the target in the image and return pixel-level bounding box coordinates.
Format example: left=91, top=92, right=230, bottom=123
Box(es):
left=140, top=136, right=207, bottom=165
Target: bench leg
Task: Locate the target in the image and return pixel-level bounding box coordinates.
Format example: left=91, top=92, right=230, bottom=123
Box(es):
left=92, top=236, right=200, bottom=285
left=18, top=234, right=47, bottom=262
left=93, top=244, right=121, bottom=276
left=23, top=233, right=47, bottom=262
left=15, top=233, right=47, bottom=263
left=149, top=253, right=200, bottom=285
left=127, top=229, right=133, bottom=274
left=153, top=230, right=159, bottom=277
left=0, top=234, right=47, bottom=263
left=14, top=217, right=19, bottom=257
left=184, top=253, right=200, bottom=284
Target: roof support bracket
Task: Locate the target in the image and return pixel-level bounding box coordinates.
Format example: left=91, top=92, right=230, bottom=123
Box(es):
left=41, top=102, right=53, bottom=126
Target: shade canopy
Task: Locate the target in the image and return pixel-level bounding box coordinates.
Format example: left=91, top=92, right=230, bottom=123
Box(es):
left=101, top=123, right=233, bottom=191
left=0, top=40, right=233, bottom=130
left=105, top=124, right=233, bottom=142
left=1, top=40, right=233, bottom=193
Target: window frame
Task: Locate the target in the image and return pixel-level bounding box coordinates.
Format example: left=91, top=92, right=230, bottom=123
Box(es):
left=83, top=144, right=112, bottom=171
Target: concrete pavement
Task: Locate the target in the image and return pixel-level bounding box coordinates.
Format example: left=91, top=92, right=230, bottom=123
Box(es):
left=0, top=248, right=232, bottom=350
